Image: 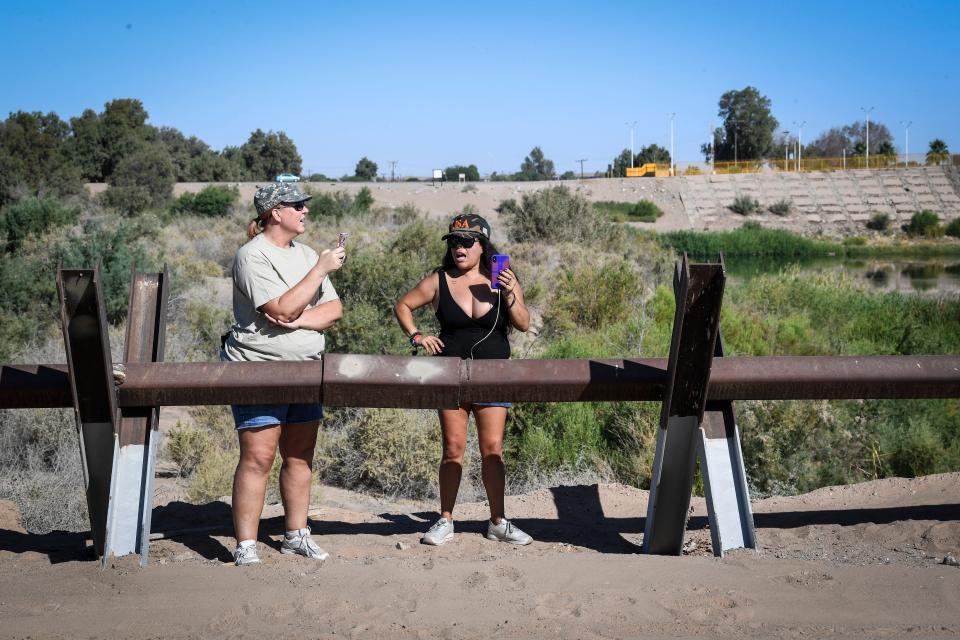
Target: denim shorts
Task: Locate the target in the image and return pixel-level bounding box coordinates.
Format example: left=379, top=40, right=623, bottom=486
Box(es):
left=231, top=403, right=323, bottom=430
left=471, top=402, right=512, bottom=409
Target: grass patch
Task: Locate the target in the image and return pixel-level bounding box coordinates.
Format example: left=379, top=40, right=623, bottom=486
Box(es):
left=593, top=200, right=664, bottom=223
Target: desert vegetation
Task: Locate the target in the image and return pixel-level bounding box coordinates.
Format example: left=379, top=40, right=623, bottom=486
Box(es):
left=1, top=181, right=959, bottom=535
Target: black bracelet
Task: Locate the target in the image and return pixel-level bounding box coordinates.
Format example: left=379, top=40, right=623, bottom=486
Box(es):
left=507, top=293, right=517, bottom=308
left=409, top=331, right=422, bottom=347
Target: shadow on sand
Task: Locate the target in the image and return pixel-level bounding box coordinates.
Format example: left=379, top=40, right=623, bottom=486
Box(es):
left=2, top=488, right=958, bottom=563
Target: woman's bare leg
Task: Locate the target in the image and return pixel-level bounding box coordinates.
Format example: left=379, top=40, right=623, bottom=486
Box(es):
left=233, top=425, right=281, bottom=542
left=437, top=408, right=469, bottom=520
left=473, top=406, right=508, bottom=523
left=277, top=420, right=320, bottom=532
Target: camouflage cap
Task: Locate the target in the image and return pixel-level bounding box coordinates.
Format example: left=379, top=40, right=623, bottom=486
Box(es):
left=441, top=213, right=491, bottom=241
left=253, top=183, right=312, bottom=215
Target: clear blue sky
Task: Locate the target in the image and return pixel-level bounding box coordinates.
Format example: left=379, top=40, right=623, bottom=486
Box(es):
left=2, top=0, right=957, bottom=177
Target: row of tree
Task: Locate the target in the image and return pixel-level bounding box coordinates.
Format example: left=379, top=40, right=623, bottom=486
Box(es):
left=0, top=99, right=303, bottom=207
left=701, top=86, right=951, bottom=164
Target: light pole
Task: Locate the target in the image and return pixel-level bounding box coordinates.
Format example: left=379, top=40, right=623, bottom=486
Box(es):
left=861, top=106, right=874, bottom=168
left=900, top=120, right=912, bottom=167
left=626, top=121, right=637, bottom=169
left=669, top=113, right=675, bottom=176
left=792, top=121, right=806, bottom=171
left=783, top=130, right=790, bottom=171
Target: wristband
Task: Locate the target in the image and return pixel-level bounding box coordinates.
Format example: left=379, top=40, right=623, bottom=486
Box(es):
left=409, top=332, right=422, bottom=347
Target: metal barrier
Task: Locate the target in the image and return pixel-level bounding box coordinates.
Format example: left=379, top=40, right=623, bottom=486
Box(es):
left=2, top=256, right=959, bottom=566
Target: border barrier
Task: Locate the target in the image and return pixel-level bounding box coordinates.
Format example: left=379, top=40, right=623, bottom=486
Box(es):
left=1, top=256, right=958, bottom=566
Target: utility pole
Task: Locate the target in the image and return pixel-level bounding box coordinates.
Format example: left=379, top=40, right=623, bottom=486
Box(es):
left=576, top=158, right=588, bottom=180
left=669, top=113, right=676, bottom=176
left=388, top=160, right=398, bottom=182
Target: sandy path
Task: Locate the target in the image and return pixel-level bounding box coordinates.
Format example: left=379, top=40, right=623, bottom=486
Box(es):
left=2, top=475, right=958, bottom=638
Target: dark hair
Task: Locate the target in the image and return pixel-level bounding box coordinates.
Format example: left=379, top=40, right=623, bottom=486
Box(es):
left=440, top=237, right=500, bottom=275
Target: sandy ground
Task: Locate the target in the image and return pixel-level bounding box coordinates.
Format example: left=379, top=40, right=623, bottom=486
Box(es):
left=1, top=473, right=958, bottom=639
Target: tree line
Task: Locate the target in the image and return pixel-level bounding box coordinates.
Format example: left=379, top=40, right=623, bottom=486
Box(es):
left=0, top=99, right=302, bottom=208
left=700, top=86, right=951, bottom=164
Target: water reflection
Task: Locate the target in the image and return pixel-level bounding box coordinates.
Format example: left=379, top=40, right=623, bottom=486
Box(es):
left=726, top=257, right=960, bottom=295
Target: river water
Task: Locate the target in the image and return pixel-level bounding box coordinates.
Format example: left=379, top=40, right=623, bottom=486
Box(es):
left=726, top=256, right=960, bottom=295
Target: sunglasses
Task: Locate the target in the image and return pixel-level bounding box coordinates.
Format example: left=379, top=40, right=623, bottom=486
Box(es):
left=447, top=236, right=478, bottom=249
left=282, top=202, right=307, bottom=212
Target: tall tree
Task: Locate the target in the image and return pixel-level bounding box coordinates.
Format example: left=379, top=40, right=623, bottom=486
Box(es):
left=711, top=87, right=778, bottom=161
left=444, top=164, right=480, bottom=181
left=237, top=129, right=302, bottom=180
left=66, top=108, right=108, bottom=181
left=635, top=144, right=670, bottom=165
left=354, top=156, right=378, bottom=179
left=519, top=146, right=555, bottom=181
left=0, top=111, right=82, bottom=204
left=926, top=139, right=950, bottom=165
left=100, top=98, right=153, bottom=178
left=612, top=148, right=632, bottom=177
left=805, top=122, right=894, bottom=158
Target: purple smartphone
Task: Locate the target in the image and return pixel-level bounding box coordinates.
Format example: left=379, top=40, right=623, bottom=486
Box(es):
left=490, top=254, right=510, bottom=290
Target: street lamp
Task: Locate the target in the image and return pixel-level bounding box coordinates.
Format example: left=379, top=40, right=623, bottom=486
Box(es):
left=625, top=121, right=637, bottom=169
left=783, top=130, right=790, bottom=171
left=861, top=106, right=874, bottom=168
left=900, top=120, right=912, bottom=167
left=798, top=121, right=806, bottom=171
left=669, top=113, right=676, bottom=176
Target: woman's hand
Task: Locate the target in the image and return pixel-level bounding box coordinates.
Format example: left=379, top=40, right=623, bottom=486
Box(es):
left=497, top=268, right=518, bottom=293
left=417, top=335, right=445, bottom=355
left=317, top=247, right=346, bottom=275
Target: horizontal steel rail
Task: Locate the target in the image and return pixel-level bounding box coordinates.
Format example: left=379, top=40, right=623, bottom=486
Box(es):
left=2, top=354, right=958, bottom=410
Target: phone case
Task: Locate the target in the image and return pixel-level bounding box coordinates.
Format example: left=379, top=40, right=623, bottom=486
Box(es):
left=337, top=232, right=349, bottom=248
left=490, top=254, right=510, bottom=290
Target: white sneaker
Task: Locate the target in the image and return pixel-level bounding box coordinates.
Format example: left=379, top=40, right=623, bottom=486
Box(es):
left=234, top=544, right=261, bottom=566
left=421, top=517, right=454, bottom=546
left=486, top=518, right=532, bottom=545
left=280, top=527, right=330, bottom=561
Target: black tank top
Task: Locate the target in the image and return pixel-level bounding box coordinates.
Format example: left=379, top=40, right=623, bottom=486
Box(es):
left=435, top=269, right=510, bottom=360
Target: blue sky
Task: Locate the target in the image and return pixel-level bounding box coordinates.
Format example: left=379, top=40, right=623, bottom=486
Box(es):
left=2, top=1, right=957, bottom=177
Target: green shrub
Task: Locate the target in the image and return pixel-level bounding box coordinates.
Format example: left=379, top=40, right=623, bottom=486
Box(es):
left=842, top=236, right=867, bottom=246
left=165, top=422, right=212, bottom=476
left=906, top=210, right=942, bottom=238
left=104, top=144, right=176, bottom=213
left=318, top=408, right=441, bottom=498
left=53, top=218, right=157, bottom=323
left=169, top=185, right=239, bottom=217
left=659, top=225, right=837, bottom=258
left=354, top=186, right=374, bottom=211
left=544, top=261, right=643, bottom=334
left=0, top=197, right=80, bottom=252
left=593, top=200, right=663, bottom=222
left=498, top=186, right=622, bottom=246
left=866, top=213, right=890, bottom=231
left=730, top=194, right=760, bottom=215
left=945, top=217, right=960, bottom=239
left=768, top=199, right=792, bottom=216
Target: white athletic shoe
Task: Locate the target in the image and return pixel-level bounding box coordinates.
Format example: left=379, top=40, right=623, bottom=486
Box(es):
left=421, top=517, right=454, bottom=546
left=486, top=518, right=532, bottom=545
left=233, top=544, right=261, bottom=566
left=280, top=527, right=330, bottom=561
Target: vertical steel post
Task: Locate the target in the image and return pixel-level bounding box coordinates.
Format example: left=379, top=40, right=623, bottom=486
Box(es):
left=57, top=264, right=118, bottom=561
left=643, top=254, right=726, bottom=555
left=105, top=267, right=168, bottom=565
left=696, top=335, right=756, bottom=557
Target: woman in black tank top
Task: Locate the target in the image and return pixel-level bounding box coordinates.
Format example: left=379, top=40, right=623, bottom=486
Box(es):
left=395, top=213, right=533, bottom=546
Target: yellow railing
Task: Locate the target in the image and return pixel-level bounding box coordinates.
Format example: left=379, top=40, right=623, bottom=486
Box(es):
left=711, top=156, right=929, bottom=174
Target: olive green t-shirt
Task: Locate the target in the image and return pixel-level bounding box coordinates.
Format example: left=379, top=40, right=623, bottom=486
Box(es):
left=223, top=233, right=338, bottom=361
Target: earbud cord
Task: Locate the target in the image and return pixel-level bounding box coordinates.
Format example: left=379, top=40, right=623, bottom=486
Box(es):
left=469, top=289, right=501, bottom=360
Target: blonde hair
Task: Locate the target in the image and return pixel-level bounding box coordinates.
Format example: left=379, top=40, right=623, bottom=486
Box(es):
left=246, top=210, right=271, bottom=239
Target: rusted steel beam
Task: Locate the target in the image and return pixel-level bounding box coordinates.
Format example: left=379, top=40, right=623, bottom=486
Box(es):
left=323, top=354, right=460, bottom=409
left=459, top=357, right=667, bottom=404
left=2, top=355, right=959, bottom=410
